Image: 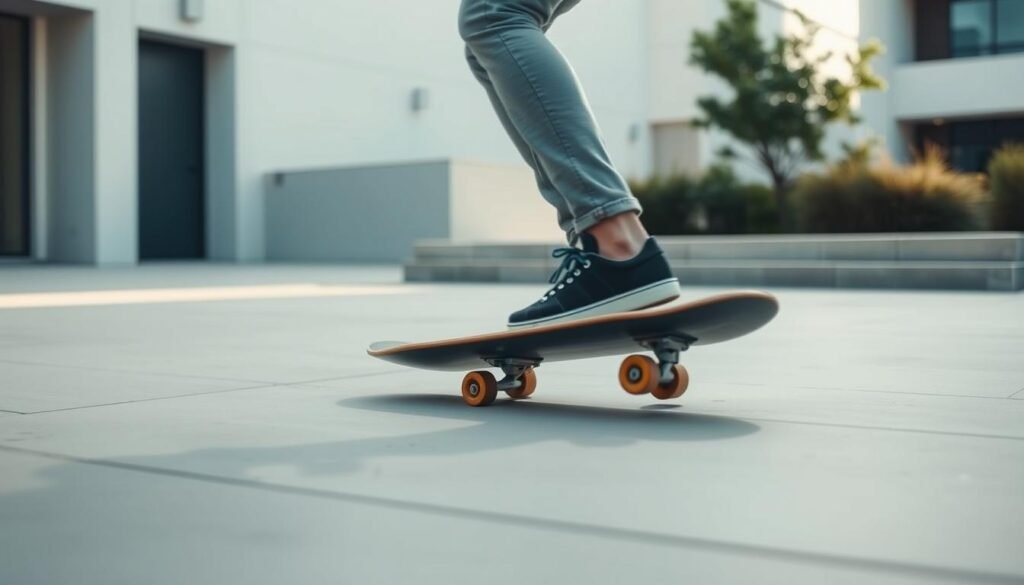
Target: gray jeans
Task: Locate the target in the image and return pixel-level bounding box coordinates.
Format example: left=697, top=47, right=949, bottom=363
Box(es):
left=458, top=0, right=641, bottom=245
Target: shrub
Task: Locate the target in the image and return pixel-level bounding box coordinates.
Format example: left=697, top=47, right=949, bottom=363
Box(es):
left=630, top=166, right=778, bottom=235
left=628, top=175, right=699, bottom=236
left=795, top=149, right=984, bottom=233
left=989, top=144, right=1024, bottom=231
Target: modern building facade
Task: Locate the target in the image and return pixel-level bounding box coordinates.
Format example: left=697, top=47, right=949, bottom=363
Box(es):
left=0, top=0, right=1020, bottom=264
left=860, top=0, right=1024, bottom=171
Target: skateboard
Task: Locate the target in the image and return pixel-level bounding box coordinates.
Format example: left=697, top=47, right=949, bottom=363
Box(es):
left=367, top=291, right=779, bottom=407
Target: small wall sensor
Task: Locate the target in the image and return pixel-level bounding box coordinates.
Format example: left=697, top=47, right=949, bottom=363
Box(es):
left=411, top=88, right=430, bottom=113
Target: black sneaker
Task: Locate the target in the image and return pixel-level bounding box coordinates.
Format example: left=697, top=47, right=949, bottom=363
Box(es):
left=507, top=233, right=680, bottom=329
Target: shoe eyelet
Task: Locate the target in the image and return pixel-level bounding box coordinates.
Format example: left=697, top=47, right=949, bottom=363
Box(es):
left=573, top=269, right=581, bottom=276
left=583, top=261, right=592, bottom=269
left=566, top=278, right=574, bottom=284
left=557, top=284, right=565, bottom=290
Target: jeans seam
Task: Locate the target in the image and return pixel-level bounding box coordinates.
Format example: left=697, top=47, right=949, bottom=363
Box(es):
left=495, top=29, right=592, bottom=202
left=574, top=198, right=641, bottom=234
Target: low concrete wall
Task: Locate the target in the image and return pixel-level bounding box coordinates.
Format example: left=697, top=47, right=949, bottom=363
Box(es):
left=264, top=159, right=562, bottom=262
left=265, top=161, right=450, bottom=263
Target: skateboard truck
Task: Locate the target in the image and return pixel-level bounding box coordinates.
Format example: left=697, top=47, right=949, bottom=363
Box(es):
left=638, top=335, right=693, bottom=385
left=485, top=357, right=543, bottom=391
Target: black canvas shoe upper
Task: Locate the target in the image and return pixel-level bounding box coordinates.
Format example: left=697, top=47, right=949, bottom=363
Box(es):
left=507, top=233, right=677, bottom=326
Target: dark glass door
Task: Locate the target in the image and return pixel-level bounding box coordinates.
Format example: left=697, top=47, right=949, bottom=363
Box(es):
left=138, top=40, right=205, bottom=260
left=0, top=14, right=30, bottom=256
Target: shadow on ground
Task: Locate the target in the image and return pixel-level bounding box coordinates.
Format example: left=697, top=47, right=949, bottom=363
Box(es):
left=341, top=393, right=759, bottom=453
left=0, top=393, right=760, bottom=501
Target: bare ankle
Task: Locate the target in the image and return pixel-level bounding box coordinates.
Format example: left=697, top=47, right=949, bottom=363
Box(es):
left=586, top=212, right=649, bottom=260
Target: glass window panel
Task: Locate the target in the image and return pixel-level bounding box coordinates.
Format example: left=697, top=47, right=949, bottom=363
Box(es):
left=951, top=0, right=994, bottom=56
left=996, top=0, right=1024, bottom=45
left=950, top=144, right=992, bottom=172
left=994, top=117, right=1024, bottom=146
left=951, top=120, right=993, bottom=144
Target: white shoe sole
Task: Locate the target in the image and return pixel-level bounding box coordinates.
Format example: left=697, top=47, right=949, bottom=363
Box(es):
left=507, top=278, right=681, bottom=330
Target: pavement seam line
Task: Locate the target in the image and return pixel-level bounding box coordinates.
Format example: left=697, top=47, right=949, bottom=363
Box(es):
left=20, top=384, right=283, bottom=415
left=729, top=381, right=1018, bottom=401
left=0, top=358, right=406, bottom=392
left=734, top=416, right=1024, bottom=442
left=12, top=370, right=407, bottom=416
left=1009, top=387, right=1024, bottom=399
left=0, top=409, right=25, bottom=415
left=0, top=357, right=275, bottom=386
left=284, top=369, right=408, bottom=387
left=0, top=444, right=1020, bottom=585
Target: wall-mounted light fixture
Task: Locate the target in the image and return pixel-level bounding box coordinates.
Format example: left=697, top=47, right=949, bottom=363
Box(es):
left=180, top=0, right=204, bottom=23
left=410, top=87, right=430, bottom=113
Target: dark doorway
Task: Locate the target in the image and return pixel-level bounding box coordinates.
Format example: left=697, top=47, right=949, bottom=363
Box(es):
left=138, top=40, right=205, bottom=260
left=0, top=13, right=30, bottom=257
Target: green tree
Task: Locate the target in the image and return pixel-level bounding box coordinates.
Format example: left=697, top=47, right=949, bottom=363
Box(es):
left=689, top=0, right=885, bottom=229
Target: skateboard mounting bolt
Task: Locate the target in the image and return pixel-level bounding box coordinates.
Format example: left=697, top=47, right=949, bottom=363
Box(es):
left=628, top=366, right=642, bottom=382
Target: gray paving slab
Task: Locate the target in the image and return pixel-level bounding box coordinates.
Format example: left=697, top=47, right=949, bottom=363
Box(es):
left=0, top=265, right=1022, bottom=584
left=0, top=378, right=1021, bottom=581
left=0, top=294, right=414, bottom=384
left=2, top=449, right=984, bottom=585
left=0, top=361, right=266, bottom=413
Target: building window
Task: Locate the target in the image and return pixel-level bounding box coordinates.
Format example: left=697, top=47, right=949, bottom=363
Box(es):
left=997, top=0, right=1024, bottom=48
left=915, top=117, right=1024, bottom=173
left=950, top=0, right=1024, bottom=57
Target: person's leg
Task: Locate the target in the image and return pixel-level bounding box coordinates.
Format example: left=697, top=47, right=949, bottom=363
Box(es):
left=458, top=0, right=643, bottom=251
left=460, top=0, right=678, bottom=327
left=464, top=47, right=574, bottom=236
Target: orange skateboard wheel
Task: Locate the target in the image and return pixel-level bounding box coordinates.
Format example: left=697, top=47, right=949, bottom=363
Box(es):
left=462, top=370, right=498, bottom=407
left=651, top=364, right=689, bottom=400
left=618, top=354, right=659, bottom=395
left=506, top=368, right=537, bottom=400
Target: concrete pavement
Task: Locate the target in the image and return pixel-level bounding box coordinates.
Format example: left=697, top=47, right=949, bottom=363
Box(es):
left=0, top=264, right=1022, bottom=584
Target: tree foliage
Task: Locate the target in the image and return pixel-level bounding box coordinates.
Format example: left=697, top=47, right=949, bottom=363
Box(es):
left=689, top=0, right=885, bottom=227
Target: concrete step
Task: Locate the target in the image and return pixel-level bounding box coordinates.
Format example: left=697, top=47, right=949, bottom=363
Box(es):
left=404, top=258, right=1024, bottom=291
left=413, top=233, right=1024, bottom=263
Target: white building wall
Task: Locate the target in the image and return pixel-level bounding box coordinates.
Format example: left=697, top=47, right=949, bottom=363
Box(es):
left=45, top=9, right=95, bottom=263
left=236, top=0, right=650, bottom=258
left=647, top=0, right=864, bottom=183
left=859, top=0, right=917, bottom=162
left=859, top=0, right=1024, bottom=163
left=13, top=0, right=653, bottom=262
left=93, top=0, right=137, bottom=264
left=892, top=54, right=1024, bottom=121
left=14, top=0, right=1015, bottom=263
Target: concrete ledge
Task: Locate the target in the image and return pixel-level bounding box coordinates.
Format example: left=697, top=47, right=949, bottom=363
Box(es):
left=405, top=259, right=1023, bottom=291
left=265, top=160, right=562, bottom=263
left=405, top=233, right=1024, bottom=291
left=415, top=233, right=1024, bottom=263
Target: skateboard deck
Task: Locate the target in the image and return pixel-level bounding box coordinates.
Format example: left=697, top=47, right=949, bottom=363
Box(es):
left=368, top=290, right=778, bottom=406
